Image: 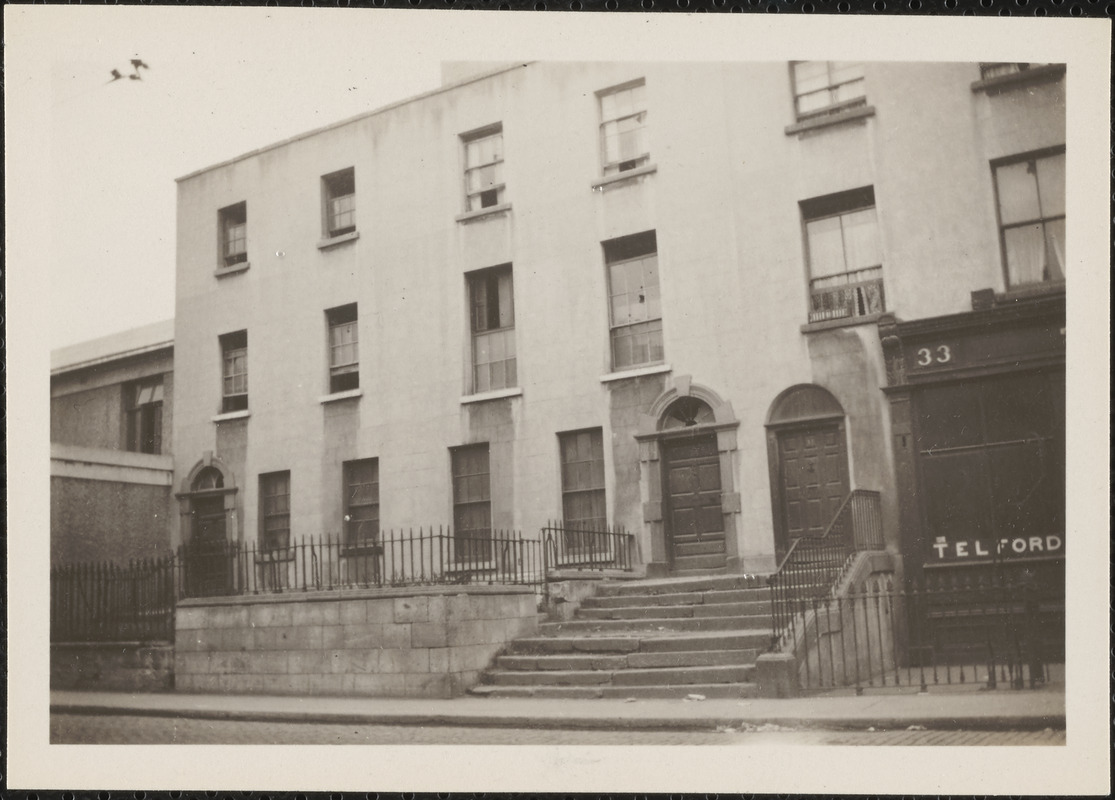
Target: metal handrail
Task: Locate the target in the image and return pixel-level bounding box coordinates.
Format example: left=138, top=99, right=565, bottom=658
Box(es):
left=768, top=489, right=883, bottom=649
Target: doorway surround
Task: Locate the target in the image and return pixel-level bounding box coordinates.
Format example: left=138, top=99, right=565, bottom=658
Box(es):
left=634, top=376, right=741, bottom=577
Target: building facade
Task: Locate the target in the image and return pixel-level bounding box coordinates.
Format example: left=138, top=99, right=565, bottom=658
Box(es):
left=171, top=61, right=1065, bottom=591
left=51, top=320, right=175, bottom=564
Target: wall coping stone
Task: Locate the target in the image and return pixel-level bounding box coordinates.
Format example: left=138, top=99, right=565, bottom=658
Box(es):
left=178, top=583, right=535, bottom=609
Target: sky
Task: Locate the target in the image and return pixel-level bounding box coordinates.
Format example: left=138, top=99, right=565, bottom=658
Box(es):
left=40, top=10, right=447, bottom=349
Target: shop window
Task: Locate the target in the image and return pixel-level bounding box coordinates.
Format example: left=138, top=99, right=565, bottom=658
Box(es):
left=916, top=369, right=1064, bottom=553
left=994, top=149, right=1066, bottom=287
left=463, top=125, right=505, bottom=212
left=218, top=202, right=247, bottom=267
left=791, top=61, right=866, bottom=120
left=220, top=330, right=248, bottom=412
left=451, top=444, right=491, bottom=562
left=468, top=265, right=516, bottom=393
left=605, top=231, right=663, bottom=370
left=326, top=303, right=359, bottom=393
left=125, top=378, right=164, bottom=454
left=323, top=168, right=356, bottom=237
left=599, top=80, right=649, bottom=176
left=801, top=187, right=885, bottom=323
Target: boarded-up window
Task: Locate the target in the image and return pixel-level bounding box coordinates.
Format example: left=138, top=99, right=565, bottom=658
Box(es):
left=343, top=458, right=379, bottom=545
left=469, top=265, right=516, bottom=393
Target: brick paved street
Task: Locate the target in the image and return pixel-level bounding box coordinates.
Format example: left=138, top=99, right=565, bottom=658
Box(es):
left=50, top=713, right=1065, bottom=746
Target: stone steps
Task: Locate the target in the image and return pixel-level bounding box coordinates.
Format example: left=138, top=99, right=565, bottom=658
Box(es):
left=509, top=630, right=772, bottom=654
left=595, top=574, right=771, bottom=596
left=469, top=681, right=762, bottom=700
left=497, top=648, right=762, bottom=671
left=539, top=614, right=771, bottom=634
left=472, top=573, right=777, bottom=700
left=671, top=554, right=728, bottom=572
left=584, top=587, right=769, bottom=607
left=578, top=599, right=770, bottom=619
left=485, top=663, right=753, bottom=688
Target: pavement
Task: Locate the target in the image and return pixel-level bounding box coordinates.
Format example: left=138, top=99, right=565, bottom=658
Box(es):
left=51, top=679, right=1066, bottom=733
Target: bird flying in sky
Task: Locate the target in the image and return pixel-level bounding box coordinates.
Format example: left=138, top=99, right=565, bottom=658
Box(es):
left=107, top=58, right=150, bottom=85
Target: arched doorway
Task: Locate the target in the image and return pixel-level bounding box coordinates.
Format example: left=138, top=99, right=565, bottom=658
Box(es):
left=177, top=456, right=238, bottom=596
left=636, top=377, right=741, bottom=576
left=766, top=384, right=850, bottom=560
left=660, top=397, right=726, bottom=571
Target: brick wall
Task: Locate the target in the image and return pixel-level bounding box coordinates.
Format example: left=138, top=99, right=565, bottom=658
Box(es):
left=51, top=643, right=174, bottom=691
left=175, top=585, right=539, bottom=697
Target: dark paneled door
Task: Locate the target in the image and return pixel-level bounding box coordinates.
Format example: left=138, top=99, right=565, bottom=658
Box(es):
left=777, top=424, right=848, bottom=555
left=663, top=435, right=726, bottom=568
left=189, top=495, right=230, bottom=596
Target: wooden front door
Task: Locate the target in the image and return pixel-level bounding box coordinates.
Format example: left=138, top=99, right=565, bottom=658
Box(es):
left=188, top=495, right=231, bottom=596
left=663, top=435, right=726, bottom=569
left=777, top=424, right=849, bottom=555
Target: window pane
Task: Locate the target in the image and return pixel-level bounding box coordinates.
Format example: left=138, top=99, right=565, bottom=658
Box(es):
left=841, top=208, right=881, bottom=271
left=1035, top=152, right=1065, bottom=217
left=917, top=384, right=982, bottom=451
left=1044, top=218, right=1065, bottom=280
left=1004, top=223, right=1047, bottom=285
left=996, top=160, right=1042, bottom=224
left=793, top=61, right=830, bottom=94
left=806, top=216, right=846, bottom=278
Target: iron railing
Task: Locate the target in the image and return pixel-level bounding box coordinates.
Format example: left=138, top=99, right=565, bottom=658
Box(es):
left=783, top=572, right=1063, bottom=693
left=51, top=556, right=177, bottom=643
left=769, top=489, right=883, bottom=645
left=808, top=266, right=885, bottom=323
left=541, top=520, right=635, bottom=572
left=179, top=527, right=544, bottom=598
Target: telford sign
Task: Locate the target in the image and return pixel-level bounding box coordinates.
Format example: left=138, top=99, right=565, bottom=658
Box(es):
left=929, top=534, right=1064, bottom=561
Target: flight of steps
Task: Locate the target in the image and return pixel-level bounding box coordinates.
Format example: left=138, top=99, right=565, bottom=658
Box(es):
left=471, top=574, right=774, bottom=699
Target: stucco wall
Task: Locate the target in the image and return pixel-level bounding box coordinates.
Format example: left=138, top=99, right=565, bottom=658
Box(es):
left=175, top=586, right=539, bottom=697
left=171, top=62, right=1065, bottom=572
left=51, top=475, right=173, bottom=564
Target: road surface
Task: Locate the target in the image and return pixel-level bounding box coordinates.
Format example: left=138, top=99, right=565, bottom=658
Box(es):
left=51, top=713, right=1065, bottom=746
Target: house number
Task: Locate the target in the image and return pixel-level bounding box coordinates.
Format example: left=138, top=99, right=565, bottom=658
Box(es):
left=916, top=345, right=951, bottom=366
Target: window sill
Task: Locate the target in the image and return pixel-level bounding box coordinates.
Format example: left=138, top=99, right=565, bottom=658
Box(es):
left=591, top=163, right=658, bottom=191
left=600, top=363, right=672, bottom=383
left=212, top=410, right=250, bottom=422
left=460, top=387, right=523, bottom=405
left=997, top=281, right=1067, bottom=304
left=319, top=388, right=363, bottom=404
left=801, top=312, right=885, bottom=334
left=214, top=262, right=250, bottom=278
left=785, top=104, right=876, bottom=136
left=317, top=231, right=360, bottom=250
left=455, top=203, right=512, bottom=224
left=971, top=64, right=1065, bottom=95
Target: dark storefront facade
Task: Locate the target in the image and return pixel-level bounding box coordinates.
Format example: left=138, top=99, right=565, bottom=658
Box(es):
left=879, top=291, right=1065, bottom=658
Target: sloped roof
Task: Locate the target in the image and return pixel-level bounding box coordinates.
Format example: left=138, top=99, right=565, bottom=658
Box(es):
left=51, top=319, right=174, bottom=375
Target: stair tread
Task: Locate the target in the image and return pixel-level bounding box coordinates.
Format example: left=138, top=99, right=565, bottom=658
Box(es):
left=469, top=682, right=762, bottom=699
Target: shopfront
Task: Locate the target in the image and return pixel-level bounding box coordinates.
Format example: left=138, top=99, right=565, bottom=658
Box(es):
left=878, top=292, right=1065, bottom=655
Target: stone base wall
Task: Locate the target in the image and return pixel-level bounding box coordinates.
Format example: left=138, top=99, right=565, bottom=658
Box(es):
left=175, top=586, right=539, bottom=698
left=51, top=642, right=175, bottom=692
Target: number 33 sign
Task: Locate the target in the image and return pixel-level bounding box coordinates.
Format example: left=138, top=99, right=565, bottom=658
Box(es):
left=916, top=345, right=952, bottom=367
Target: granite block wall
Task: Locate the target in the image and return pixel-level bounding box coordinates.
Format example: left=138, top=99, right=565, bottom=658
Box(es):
left=175, top=585, right=539, bottom=697
left=51, top=643, right=175, bottom=692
